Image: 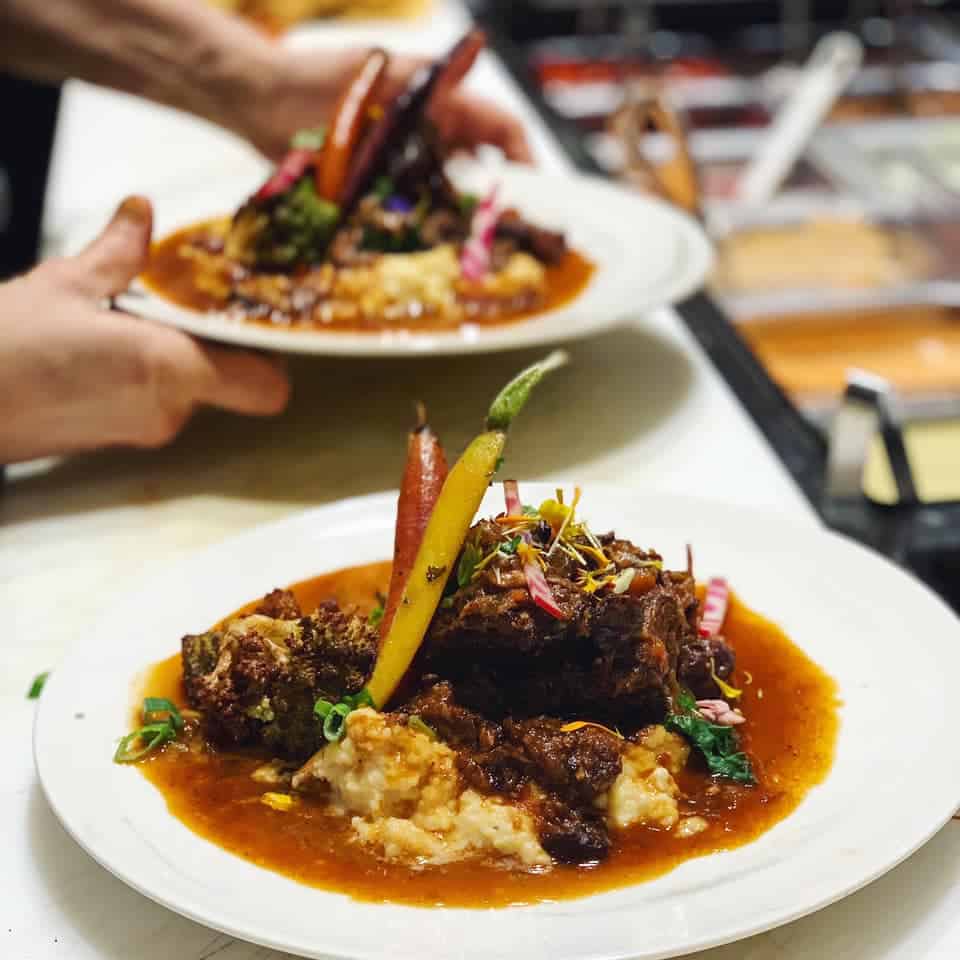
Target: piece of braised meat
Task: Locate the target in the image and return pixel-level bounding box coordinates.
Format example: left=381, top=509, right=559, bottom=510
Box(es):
left=677, top=634, right=737, bottom=700
left=182, top=597, right=377, bottom=759
left=402, top=680, right=622, bottom=863
left=419, top=521, right=698, bottom=730
left=494, top=209, right=567, bottom=265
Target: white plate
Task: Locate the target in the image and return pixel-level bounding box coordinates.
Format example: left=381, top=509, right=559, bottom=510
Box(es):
left=113, top=164, right=713, bottom=355
left=35, top=486, right=960, bottom=960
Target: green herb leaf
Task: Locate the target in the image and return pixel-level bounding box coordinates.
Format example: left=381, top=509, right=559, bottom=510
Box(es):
left=408, top=715, right=438, bottom=740
left=290, top=125, right=326, bottom=150
left=368, top=603, right=385, bottom=627
left=143, top=697, right=183, bottom=732
left=27, top=672, right=49, bottom=699
left=522, top=504, right=538, bottom=517
left=457, top=541, right=482, bottom=588
left=665, top=690, right=754, bottom=785
left=485, top=350, right=569, bottom=432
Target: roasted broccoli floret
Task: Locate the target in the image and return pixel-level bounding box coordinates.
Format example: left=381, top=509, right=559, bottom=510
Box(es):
left=182, top=598, right=377, bottom=760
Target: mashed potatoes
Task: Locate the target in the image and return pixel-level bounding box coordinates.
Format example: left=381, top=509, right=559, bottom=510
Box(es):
left=292, top=710, right=706, bottom=868
left=293, top=708, right=549, bottom=867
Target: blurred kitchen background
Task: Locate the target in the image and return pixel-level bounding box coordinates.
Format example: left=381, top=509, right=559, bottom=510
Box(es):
left=475, top=0, right=960, bottom=516
left=204, top=0, right=960, bottom=509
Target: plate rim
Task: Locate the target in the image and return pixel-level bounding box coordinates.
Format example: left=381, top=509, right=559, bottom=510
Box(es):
left=34, top=487, right=960, bottom=960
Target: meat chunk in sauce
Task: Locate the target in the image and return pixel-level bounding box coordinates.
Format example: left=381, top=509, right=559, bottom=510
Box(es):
left=420, top=521, right=699, bottom=729
left=403, top=681, right=622, bottom=863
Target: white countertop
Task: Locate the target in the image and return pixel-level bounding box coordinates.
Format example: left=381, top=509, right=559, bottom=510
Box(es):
left=9, top=3, right=957, bottom=959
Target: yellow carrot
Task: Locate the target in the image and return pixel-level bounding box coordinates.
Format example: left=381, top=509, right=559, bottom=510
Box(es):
left=366, top=350, right=568, bottom=708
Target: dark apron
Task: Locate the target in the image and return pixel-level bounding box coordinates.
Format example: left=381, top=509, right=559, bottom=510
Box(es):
left=0, top=72, right=61, bottom=279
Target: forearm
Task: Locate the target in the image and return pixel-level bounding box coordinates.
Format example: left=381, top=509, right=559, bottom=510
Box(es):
left=0, top=0, right=273, bottom=130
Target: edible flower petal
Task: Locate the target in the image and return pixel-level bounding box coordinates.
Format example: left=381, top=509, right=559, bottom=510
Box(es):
left=710, top=660, right=743, bottom=700
left=504, top=480, right=566, bottom=619
left=695, top=699, right=745, bottom=726
left=559, top=720, right=624, bottom=739
left=460, top=185, right=500, bottom=280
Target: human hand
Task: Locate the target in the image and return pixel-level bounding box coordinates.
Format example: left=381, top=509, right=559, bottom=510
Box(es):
left=233, top=40, right=533, bottom=163
left=0, top=197, right=290, bottom=463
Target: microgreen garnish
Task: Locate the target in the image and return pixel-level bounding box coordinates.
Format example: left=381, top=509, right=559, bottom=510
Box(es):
left=500, top=536, right=522, bottom=556
left=457, top=541, right=482, bottom=588
left=368, top=604, right=385, bottom=627
left=665, top=690, right=754, bottom=784
left=27, top=672, right=49, bottom=699
left=114, top=698, right=185, bottom=764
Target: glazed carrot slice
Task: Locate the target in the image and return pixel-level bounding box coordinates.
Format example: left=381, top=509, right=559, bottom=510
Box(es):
left=316, top=48, right=390, bottom=203
left=381, top=405, right=449, bottom=639
left=366, top=350, right=568, bottom=708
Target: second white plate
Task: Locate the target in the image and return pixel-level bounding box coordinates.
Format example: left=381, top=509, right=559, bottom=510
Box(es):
left=114, top=164, right=713, bottom=355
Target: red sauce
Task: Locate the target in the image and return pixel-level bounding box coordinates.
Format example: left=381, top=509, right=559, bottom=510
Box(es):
left=140, top=222, right=595, bottom=333
left=136, top=562, right=839, bottom=907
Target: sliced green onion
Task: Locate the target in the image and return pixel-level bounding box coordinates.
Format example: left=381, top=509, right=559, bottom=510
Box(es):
left=407, top=715, right=438, bottom=741
left=114, top=698, right=184, bottom=764
left=113, top=720, right=176, bottom=764
left=322, top=703, right=351, bottom=742
left=143, top=697, right=183, bottom=731
left=27, top=672, right=49, bottom=699
left=313, top=698, right=334, bottom=720
left=343, top=688, right=375, bottom=710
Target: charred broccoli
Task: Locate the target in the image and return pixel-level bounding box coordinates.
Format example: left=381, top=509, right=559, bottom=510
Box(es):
left=182, top=598, right=377, bottom=760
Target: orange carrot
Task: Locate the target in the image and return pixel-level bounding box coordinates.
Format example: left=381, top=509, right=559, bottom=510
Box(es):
left=381, top=404, right=448, bottom=639
left=316, top=49, right=390, bottom=203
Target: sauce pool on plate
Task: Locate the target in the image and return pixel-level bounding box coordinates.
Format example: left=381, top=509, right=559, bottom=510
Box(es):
left=141, top=223, right=595, bottom=334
